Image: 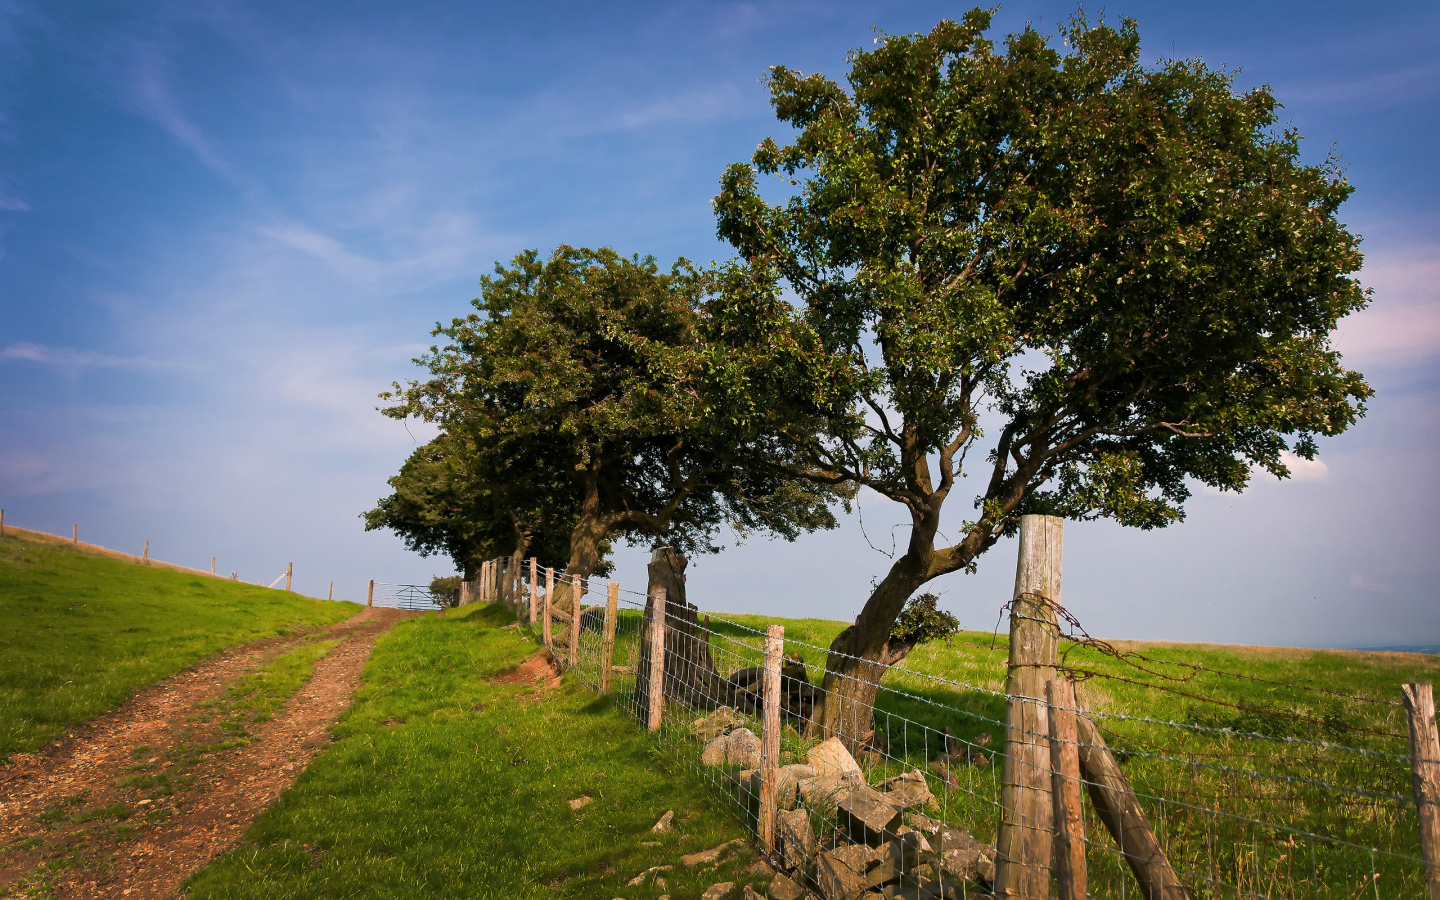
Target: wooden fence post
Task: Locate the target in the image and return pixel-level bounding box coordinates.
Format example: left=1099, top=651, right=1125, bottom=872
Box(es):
left=600, top=583, right=620, bottom=693
left=996, top=513, right=1061, bottom=900
left=1403, top=682, right=1440, bottom=900
left=646, top=587, right=667, bottom=732
left=569, top=577, right=585, bottom=670
left=543, top=567, right=554, bottom=650
left=759, top=623, right=784, bottom=851
left=211, top=556, right=216, bottom=576
left=529, top=558, right=539, bottom=625
left=73, top=524, right=78, bottom=545
left=143, top=540, right=149, bottom=563
left=367, top=579, right=374, bottom=607
left=285, top=562, right=293, bottom=591
left=1, top=509, right=5, bottom=536
left=1047, top=679, right=1087, bottom=900
left=328, top=580, right=334, bottom=601
left=1075, top=713, right=1190, bottom=900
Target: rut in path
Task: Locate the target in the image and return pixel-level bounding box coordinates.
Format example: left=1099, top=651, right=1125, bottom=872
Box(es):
left=0, top=605, right=420, bottom=900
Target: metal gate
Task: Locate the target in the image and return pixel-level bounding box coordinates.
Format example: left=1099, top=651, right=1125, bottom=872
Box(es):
left=370, top=583, right=446, bottom=611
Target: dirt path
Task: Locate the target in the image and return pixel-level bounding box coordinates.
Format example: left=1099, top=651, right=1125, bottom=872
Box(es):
left=0, top=606, right=420, bottom=899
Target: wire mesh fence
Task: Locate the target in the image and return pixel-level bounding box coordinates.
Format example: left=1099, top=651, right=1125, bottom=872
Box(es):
left=473, top=555, right=1437, bottom=900
left=369, top=582, right=446, bottom=611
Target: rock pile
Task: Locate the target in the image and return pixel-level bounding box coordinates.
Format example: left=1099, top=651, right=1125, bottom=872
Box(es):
left=695, top=716, right=996, bottom=899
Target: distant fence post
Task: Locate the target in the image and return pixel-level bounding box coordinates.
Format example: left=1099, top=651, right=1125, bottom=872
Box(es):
left=528, top=557, right=539, bottom=625
left=543, top=567, right=554, bottom=650
left=211, top=556, right=216, bottom=576
left=367, top=579, right=374, bottom=607
left=646, top=586, right=667, bottom=732
left=1047, top=679, right=1087, bottom=900
left=143, top=540, right=149, bottom=563
left=328, top=580, right=334, bottom=601
left=569, top=576, right=585, bottom=670
left=996, top=513, right=1061, bottom=900
left=1, top=509, right=5, bottom=536
left=286, top=562, right=293, bottom=591
left=759, top=623, right=784, bottom=852
left=73, top=524, right=78, bottom=545
left=1403, top=682, right=1440, bottom=900
left=600, top=582, right=620, bottom=693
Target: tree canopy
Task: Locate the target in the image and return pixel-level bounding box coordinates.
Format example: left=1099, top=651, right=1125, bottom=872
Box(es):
left=383, top=245, right=842, bottom=611
left=709, top=9, right=1372, bottom=742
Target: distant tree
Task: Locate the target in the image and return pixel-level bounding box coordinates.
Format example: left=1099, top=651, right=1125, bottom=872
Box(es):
left=383, top=246, right=841, bottom=624
left=362, top=429, right=578, bottom=579
left=711, top=10, right=1372, bottom=746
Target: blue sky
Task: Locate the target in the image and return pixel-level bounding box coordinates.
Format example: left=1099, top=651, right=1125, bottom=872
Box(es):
left=1, top=0, right=1436, bottom=649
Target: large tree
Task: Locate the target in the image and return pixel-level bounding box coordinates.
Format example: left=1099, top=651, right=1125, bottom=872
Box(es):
left=384, top=245, right=840, bottom=623
left=710, top=10, right=1372, bottom=746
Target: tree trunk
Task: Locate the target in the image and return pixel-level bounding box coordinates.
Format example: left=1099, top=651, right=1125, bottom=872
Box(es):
left=637, top=548, right=722, bottom=710
left=553, top=470, right=608, bottom=650
left=807, top=560, right=928, bottom=754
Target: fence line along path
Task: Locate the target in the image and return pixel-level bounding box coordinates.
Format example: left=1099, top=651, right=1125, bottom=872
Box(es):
left=462, top=525, right=1439, bottom=900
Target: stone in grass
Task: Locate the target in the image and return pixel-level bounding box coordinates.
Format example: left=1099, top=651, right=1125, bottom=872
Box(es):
left=702, top=727, right=763, bottom=768
left=815, top=844, right=878, bottom=900
left=806, top=736, right=863, bottom=780
left=744, top=887, right=767, bottom=900
left=776, top=807, right=816, bottom=874
left=837, top=785, right=903, bottom=846
left=701, top=883, right=736, bottom=900
left=569, top=796, right=594, bottom=810
left=877, top=770, right=936, bottom=811
left=627, top=864, right=673, bottom=886
left=692, top=706, right=746, bottom=741
left=651, top=810, right=675, bottom=832
left=769, top=872, right=808, bottom=900
left=682, top=838, right=746, bottom=868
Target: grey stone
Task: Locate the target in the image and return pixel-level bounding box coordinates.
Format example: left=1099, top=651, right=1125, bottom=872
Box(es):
left=815, top=844, right=877, bottom=900
left=771, top=869, right=806, bottom=898
left=702, top=727, right=763, bottom=768
left=683, top=839, right=746, bottom=868
left=776, top=807, right=817, bottom=873
left=651, top=810, right=675, bottom=833
left=906, top=815, right=941, bottom=836
left=807, top=736, right=863, bottom=779
left=798, top=771, right=862, bottom=812
left=628, top=864, right=673, bottom=886
left=934, top=827, right=994, bottom=885
left=878, top=770, right=937, bottom=811
left=837, top=785, right=904, bottom=846
left=701, top=883, right=736, bottom=900
left=692, top=706, right=745, bottom=741
left=864, top=833, right=929, bottom=889
left=740, top=764, right=815, bottom=809
left=769, top=872, right=807, bottom=900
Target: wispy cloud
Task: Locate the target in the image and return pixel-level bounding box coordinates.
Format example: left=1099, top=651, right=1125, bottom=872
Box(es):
left=1337, top=251, right=1440, bottom=367
left=0, top=342, right=167, bottom=369
left=0, top=189, right=28, bottom=211
left=1276, top=59, right=1440, bottom=110
left=122, top=40, right=233, bottom=179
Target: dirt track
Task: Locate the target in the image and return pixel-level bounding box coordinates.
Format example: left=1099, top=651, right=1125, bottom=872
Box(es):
left=0, top=606, right=417, bottom=899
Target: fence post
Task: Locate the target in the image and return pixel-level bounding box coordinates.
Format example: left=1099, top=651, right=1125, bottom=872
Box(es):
left=600, top=583, right=620, bottom=693
left=143, top=540, right=149, bottom=563
left=646, top=587, right=667, bottom=732
left=328, top=580, right=334, bottom=601
left=759, top=623, right=784, bottom=851
left=543, top=567, right=554, bottom=650
left=1, top=509, right=5, bottom=536
left=367, top=579, right=374, bottom=607
left=73, top=524, right=78, bottom=545
left=529, top=558, right=539, bottom=625
left=1403, top=683, right=1440, bottom=900
left=996, top=513, right=1061, bottom=900
left=286, top=562, right=293, bottom=591
left=211, top=556, right=216, bottom=576
left=569, top=577, right=586, bottom=669
left=1047, top=679, right=1087, bottom=900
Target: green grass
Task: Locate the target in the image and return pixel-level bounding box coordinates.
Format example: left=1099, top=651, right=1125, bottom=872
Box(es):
left=0, top=531, right=358, bottom=761
left=617, top=611, right=1440, bottom=900
left=182, top=604, right=773, bottom=900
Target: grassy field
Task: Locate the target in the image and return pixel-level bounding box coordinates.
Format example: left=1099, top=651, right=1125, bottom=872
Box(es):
left=183, top=603, right=773, bottom=900
left=0, top=531, right=358, bottom=762
left=588, top=609, right=1440, bottom=900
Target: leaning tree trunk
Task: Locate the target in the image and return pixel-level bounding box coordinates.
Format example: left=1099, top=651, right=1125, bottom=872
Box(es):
left=807, top=567, right=927, bottom=755
left=635, top=548, right=723, bottom=711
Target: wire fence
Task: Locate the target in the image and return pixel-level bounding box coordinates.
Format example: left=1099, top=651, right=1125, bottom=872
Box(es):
left=465, top=555, right=1438, bottom=900
left=369, top=582, right=446, bottom=611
